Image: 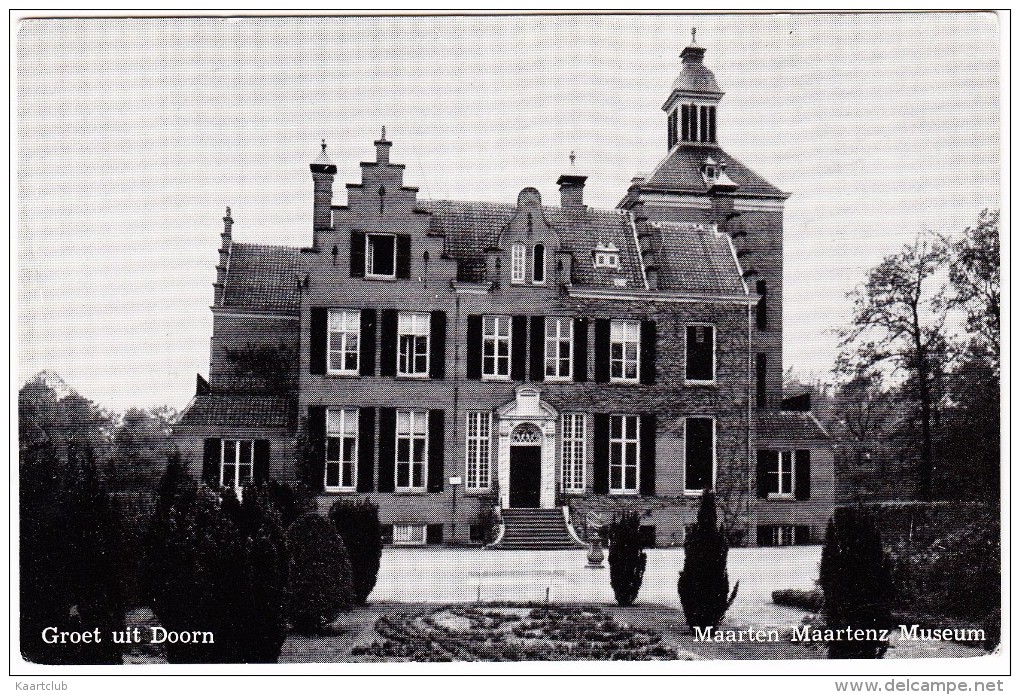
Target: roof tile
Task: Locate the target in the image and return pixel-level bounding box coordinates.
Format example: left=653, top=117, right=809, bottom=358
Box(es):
left=222, top=243, right=301, bottom=314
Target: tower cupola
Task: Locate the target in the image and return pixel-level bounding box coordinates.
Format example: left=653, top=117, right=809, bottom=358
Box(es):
left=663, top=29, right=724, bottom=150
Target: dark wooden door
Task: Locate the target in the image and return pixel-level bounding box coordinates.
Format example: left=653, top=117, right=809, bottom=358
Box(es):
left=509, top=446, right=542, bottom=508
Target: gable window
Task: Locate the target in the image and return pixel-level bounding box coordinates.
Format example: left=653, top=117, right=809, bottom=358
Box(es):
left=465, top=411, right=491, bottom=490
left=482, top=315, right=511, bottom=379
left=366, top=233, right=396, bottom=278
left=221, top=439, right=254, bottom=491
left=684, top=417, right=715, bottom=494
left=685, top=325, right=715, bottom=383
left=609, top=415, right=639, bottom=494
left=544, top=317, right=573, bottom=380
left=396, top=410, right=428, bottom=490
left=533, top=244, right=546, bottom=284
left=328, top=310, right=360, bottom=375
left=562, top=413, right=586, bottom=493
left=325, top=408, right=358, bottom=491
left=397, top=312, right=430, bottom=377
left=610, top=320, right=640, bottom=382
left=511, top=244, right=526, bottom=284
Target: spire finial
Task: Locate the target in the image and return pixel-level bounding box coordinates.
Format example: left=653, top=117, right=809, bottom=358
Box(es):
left=321, top=138, right=326, bottom=152
left=225, top=206, right=231, bottom=217
left=381, top=125, right=386, bottom=140
left=569, top=150, right=576, bottom=167
left=691, top=27, right=697, bottom=44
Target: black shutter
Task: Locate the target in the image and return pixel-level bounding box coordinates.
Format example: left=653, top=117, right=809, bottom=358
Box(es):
left=466, top=315, right=483, bottom=379
left=640, top=320, right=656, bottom=385
left=202, top=438, right=221, bottom=487
left=350, top=231, right=365, bottom=277
left=307, top=406, right=326, bottom=492
left=379, top=310, right=398, bottom=377
left=377, top=408, right=396, bottom=492
left=427, top=409, right=445, bottom=492
left=756, top=353, right=768, bottom=409
left=757, top=526, right=771, bottom=547
left=529, top=316, right=545, bottom=382
left=511, top=316, right=528, bottom=381
left=357, top=407, right=376, bottom=492
left=794, top=525, right=810, bottom=546
left=310, top=307, right=328, bottom=375
left=395, top=234, right=412, bottom=278
left=794, top=450, right=811, bottom=500
left=593, top=319, right=610, bottom=383
left=426, top=524, right=444, bottom=545
left=380, top=524, right=394, bottom=545
left=757, top=450, right=777, bottom=498
left=573, top=317, right=588, bottom=382
left=685, top=418, right=714, bottom=491
left=639, top=414, right=656, bottom=495
left=359, top=309, right=377, bottom=376
left=253, top=440, right=270, bottom=483
left=756, top=280, right=768, bottom=330
left=593, top=413, right=610, bottom=494
left=429, top=311, right=446, bottom=379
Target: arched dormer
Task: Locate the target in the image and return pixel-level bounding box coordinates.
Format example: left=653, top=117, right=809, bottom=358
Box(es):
left=498, top=188, right=560, bottom=286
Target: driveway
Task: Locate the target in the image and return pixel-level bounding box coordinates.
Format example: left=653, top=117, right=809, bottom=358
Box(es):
left=370, top=545, right=821, bottom=630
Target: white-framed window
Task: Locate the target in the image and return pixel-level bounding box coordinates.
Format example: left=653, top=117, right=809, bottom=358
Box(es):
left=609, top=415, right=639, bottom=494
left=772, top=525, right=796, bottom=546
left=482, top=315, right=511, bottom=379
left=685, top=324, right=716, bottom=383
left=768, top=451, right=795, bottom=499
left=396, top=409, right=428, bottom=490
left=325, top=408, right=359, bottom=491
left=610, top=320, right=640, bottom=382
left=545, top=317, right=573, bottom=380
left=397, top=312, right=430, bottom=377
left=561, top=413, right=586, bottom=493
left=366, top=233, right=396, bottom=278
left=393, top=524, right=426, bottom=545
left=327, top=309, right=360, bottom=375
left=511, top=244, right=526, bottom=284
left=221, top=439, right=254, bottom=491
left=465, top=411, right=491, bottom=490
left=533, top=244, right=546, bottom=284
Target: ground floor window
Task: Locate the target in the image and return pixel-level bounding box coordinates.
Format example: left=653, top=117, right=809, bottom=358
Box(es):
left=609, top=414, right=639, bottom=493
left=325, top=408, right=358, bottom=490
left=396, top=410, right=428, bottom=490
left=561, top=413, right=586, bottom=492
left=757, top=524, right=810, bottom=547
left=465, top=411, right=491, bottom=490
left=221, top=439, right=253, bottom=491
left=393, top=524, right=426, bottom=545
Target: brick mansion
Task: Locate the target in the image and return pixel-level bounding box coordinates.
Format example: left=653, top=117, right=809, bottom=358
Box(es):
left=175, top=40, right=834, bottom=547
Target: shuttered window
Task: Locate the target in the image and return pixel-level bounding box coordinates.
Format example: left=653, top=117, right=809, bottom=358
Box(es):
left=482, top=315, right=511, bottom=378
left=325, top=408, right=358, bottom=491
left=397, top=312, right=429, bottom=377
left=610, top=415, right=639, bottom=494
left=396, top=410, right=428, bottom=490
left=545, top=317, right=572, bottom=380
left=328, top=310, right=360, bottom=375
left=366, top=234, right=396, bottom=278
left=610, top=320, right=640, bottom=382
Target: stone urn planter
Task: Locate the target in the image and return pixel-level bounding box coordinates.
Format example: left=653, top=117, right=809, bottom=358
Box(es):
left=586, top=538, right=605, bottom=568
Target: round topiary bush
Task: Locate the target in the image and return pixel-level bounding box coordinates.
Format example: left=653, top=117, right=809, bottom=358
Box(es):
left=286, top=513, right=353, bottom=633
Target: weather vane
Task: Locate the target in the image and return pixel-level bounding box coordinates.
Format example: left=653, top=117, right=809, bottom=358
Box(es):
left=692, top=27, right=697, bottom=44
left=569, top=150, right=576, bottom=167
left=321, top=138, right=326, bottom=152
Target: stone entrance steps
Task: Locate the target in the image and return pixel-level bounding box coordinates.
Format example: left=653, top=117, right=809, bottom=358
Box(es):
left=489, top=508, right=587, bottom=550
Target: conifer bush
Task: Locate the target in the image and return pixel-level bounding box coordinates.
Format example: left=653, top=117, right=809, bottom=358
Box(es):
left=678, top=490, right=739, bottom=629
left=607, top=511, right=647, bottom=607
left=286, top=513, right=354, bottom=633
left=329, top=498, right=383, bottom=605
left=819, top=505, right=895, bottom=659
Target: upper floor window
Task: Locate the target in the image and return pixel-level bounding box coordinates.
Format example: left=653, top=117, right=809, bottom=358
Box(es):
left=396, top=410, right=428, bottom=490
left=562, top=413, right=586, bottom=493
left=465, top=411, right=492, bottom=490
left=610, top=320, right=640, bottom=382
left=221, top=439, right=254, bottom=492
left=545, top=317, right=573, bottom=380
left=397, top=312, right=430, bottom=377
left=328, top=309, right=360, bottom=375
left=609, top=414, right=639, bottom=494
left=685, top=324, right=716, bottom=383
left=325, top=408, right=358, bottom=491
left=511, top=244, right=526, bottom=284
left=482, top=315, right=511, bottom=379
left=366, top=233, right=396, bottom=278
left=533, top=244, right=546, bottom=284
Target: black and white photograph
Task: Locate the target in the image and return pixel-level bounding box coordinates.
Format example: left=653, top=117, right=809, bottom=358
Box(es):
left=13, top=11, right=1005, bottom=682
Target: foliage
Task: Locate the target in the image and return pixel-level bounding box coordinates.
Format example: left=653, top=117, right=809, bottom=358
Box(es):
left=678, top=491, right=739, bottom=628
left=607, top=511, right=647, bottom=607
left=944, top=208, right=999, bottom=360
left=224, top=342, right=296, bottom=395
left=819, top=506, right=895, bottom=659
left=106, top=407, right=177, bottom=491
left=285, top=514, right=354, bottom=632
left=329, top=498, right=383, bottom=605
left=772, top=589, right=824, bottom=613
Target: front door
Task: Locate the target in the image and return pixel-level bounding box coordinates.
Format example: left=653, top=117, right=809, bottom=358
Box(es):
left=509, top=446, right=542, bottom=508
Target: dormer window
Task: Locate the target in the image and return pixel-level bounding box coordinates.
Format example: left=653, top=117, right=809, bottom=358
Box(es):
left=702, top=158, right=719, bottom=185
left=593, top=242, right=620, bottom=269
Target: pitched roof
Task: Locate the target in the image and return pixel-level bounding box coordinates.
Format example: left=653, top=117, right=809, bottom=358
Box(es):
left=221, top=243, right=301, bottom=314
left=642, top=145, right=786, bottom=198
left=646, top=221, right=746, bottom=295
left=756, top=411, right=831, bottom=442
left=176, top=395, right=296, bottom=430
left=419, top=200, right=647, bottom=288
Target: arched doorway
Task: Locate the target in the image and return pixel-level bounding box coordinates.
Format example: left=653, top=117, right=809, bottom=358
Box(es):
left=509, top=423, right=543, bottom=508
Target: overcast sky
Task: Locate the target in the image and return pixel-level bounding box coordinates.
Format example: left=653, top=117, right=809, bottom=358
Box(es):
left=17, top=13, right=1000, bottom=412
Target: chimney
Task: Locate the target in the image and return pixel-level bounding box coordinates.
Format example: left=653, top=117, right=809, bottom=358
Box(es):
left=557, top=174, right=587, bottom=208
left=310, top=139, right=337, bottom=245
left=375, top=126, right=391, bottom=165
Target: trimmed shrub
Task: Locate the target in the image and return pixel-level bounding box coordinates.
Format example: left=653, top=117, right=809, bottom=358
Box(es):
left=772, top=589, right=824, bottom=612
left=329, top=498, right=383, bottom=605
left=607, top=511, right=647, bottom=607
left=286, top=513, right=354, bottom=633
left=819, top=506, right=895, bottom=659
left=678, top=490, right=738, bottom=629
